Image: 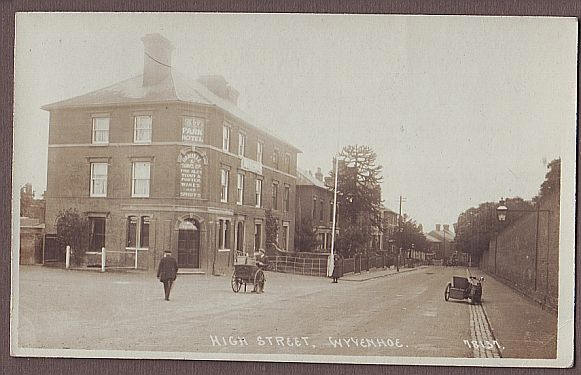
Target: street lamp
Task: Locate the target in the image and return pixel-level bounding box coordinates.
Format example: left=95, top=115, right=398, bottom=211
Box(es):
left=496, top=198, right=508, bottom=222
left=496, top=198, right=551, bottom=306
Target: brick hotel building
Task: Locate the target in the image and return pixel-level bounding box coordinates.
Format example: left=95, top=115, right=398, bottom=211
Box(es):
left=43, top=34, right=299, bottom=274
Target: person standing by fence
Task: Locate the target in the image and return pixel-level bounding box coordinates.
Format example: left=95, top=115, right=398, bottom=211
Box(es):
left=157, top=250, right=178, bottom=301
left=331, top=254, right=341, bottom=283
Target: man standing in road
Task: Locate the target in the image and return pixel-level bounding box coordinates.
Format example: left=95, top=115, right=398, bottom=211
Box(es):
left=157, top=250, right=178, bottom=301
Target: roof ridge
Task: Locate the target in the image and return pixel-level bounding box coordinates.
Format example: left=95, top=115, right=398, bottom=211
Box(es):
left=41, top=74, right=143, bottom=110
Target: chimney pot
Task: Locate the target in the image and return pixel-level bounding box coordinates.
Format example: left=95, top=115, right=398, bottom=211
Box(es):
left=436, top=224, right=441, bottom=232
left=315, top=167, right=323, bottom=181
left=141, top=33, right=174, bottom=87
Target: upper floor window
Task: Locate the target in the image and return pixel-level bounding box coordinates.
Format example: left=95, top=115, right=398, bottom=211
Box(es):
left=238, top=133, right=246, bottom=157
left=284, top=153, right=291, bottom=173
left=220, top=168, right=229, bottom=202
left=222, top=125, right=230, bottom=152
left=134, top=116, right=152, bottom=143
left=257, top=141, right=264, bottom=164
left=283, top=185, right=290, bottom=212
left=132, top=162, right=151, bottom=197
left=255, top=179, right=262, bottom=208
left=329, top=201, right=334, bottom=222
left=90, top=162, right=108, bottom=197
left=273, top=149, right=279, bottom=169
left=237, top=173, right=244, bottom=205
left=272, top=181, right=278, bottom=210
left=312, top=196, right=317, bottom=219
left=92, top=117, right=109, bottom=144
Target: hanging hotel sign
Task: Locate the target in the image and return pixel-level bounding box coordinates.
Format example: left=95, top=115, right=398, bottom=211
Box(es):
left=241, top=157, right=262, bottom=175
left=182, top=117, right=204, bottom=143
left=179, top=151, right=203, bottom=199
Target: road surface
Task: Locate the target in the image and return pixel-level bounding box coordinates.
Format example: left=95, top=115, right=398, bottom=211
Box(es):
left=15, top=265, right=556, bottom=359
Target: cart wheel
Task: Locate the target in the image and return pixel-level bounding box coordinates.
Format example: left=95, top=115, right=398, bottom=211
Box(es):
left=254, top=269, right=265, bottom=293
left=444, top=283, right=451, bottom=301
left=231, top=273, right=242, bottom=293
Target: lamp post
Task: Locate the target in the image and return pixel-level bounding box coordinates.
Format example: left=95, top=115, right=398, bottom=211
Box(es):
left=496, top=198, right=551, bottom=306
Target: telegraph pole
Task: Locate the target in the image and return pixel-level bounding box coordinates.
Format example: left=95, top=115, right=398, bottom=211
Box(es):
left=397, top=195, right=406, bottom=271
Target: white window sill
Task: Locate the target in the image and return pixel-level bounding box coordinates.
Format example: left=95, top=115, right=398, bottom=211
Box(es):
left=90, top=194, right=107, bottom=198
left=133, top=141, right=152, bottom=144
left=132, top=195, right=150, bottom=198
left=218, top=248, right=231, bottom=252
left=91, top=142, right=109, bottom=146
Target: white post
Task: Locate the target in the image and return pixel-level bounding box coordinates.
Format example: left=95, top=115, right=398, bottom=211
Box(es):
left=65, top=245, right=71, bottom=269
left=101, top=247, right=106, bottom=272
left=135, top=248, right=138, bottom=269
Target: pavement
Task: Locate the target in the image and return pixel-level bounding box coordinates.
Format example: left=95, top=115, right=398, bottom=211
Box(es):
left=15, top=265, right=557, bottom=359
left=340, top=265, right=428, bottom=281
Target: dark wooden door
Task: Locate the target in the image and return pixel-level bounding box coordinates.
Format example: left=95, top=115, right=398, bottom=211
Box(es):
left=178, top=221, right=200, bottom=268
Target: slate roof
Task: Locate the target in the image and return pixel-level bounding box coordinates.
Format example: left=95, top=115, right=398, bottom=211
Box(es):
left=427, top=229, right=456, bottom=242
left=424, top=233, right=443, bottom=243
left=297, top=168, right=329, bottom=189
left=42, top=70, right=301, bottom=152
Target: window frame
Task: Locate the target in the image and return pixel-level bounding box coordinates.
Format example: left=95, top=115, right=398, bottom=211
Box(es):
left=90, top=162, right=108, bottom=197
left=238, top=132, right=246, bottom=157
left=133, top=115, right=152, bottom=144
left=237, top=172, right=244, bottom=205
left=92, top=116, right=110, bottom=144
left=283, top=185, right=290, bottom=212
left=257, top=141, right=264, bottom=164
left=132, top=161, right=151, bottom=198
left=220, top=168, right=230, bottom=203
left=222, top=124, right=231, bottom=152
left=255, top=178, right=262, bottom=208
left=272, top=181, right=279, bottom=210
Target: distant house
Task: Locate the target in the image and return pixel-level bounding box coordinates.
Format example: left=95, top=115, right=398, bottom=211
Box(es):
left=20, top=217, right=45, bottom=264
left=426, top=224, right=455, bottom=260
left=296, top=167, right=336, bottom=251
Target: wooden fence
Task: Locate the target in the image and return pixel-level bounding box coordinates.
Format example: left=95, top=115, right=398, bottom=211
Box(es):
left=269, top=253, right=396, bottom=278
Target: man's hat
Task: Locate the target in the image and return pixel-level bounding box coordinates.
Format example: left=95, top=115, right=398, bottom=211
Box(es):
left=164, top=250, right=172, bottom=254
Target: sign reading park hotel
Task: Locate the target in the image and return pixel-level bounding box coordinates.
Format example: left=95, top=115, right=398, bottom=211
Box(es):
left=182, top=117, right=204, bottom=143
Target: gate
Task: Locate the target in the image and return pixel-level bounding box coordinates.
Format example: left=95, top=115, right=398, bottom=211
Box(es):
left=43, top=234, right=65, bottom=263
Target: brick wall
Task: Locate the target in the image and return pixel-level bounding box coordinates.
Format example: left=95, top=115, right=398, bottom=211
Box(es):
left=481, top=190, right=560, bottom=310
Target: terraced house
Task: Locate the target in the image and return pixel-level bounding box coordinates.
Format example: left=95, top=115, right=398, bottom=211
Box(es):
left=43, top=34, right=299, bottom=274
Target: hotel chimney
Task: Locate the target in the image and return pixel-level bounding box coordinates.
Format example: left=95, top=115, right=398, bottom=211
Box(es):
left=141, top=33, right=174, bottom=87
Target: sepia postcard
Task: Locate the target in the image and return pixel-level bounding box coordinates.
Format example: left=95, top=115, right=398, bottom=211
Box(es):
left=10, top=12, right=576, bottom=367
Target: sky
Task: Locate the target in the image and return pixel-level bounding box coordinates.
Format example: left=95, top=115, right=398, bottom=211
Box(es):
left=13, top=13, right=577, bottom=233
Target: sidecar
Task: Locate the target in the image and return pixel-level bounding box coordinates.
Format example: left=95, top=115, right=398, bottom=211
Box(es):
left=444, top=276, right=484, bottom=304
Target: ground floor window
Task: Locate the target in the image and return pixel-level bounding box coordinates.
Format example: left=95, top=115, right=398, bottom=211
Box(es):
left=281, top=222, right=289, bottom=250
left=89, top=217, right=106, bottom=252
left=254, top=223, right=262, bottom=251
left=126, top=215, right=150, bottom=249
left=218, top=219, right=231, bottom=250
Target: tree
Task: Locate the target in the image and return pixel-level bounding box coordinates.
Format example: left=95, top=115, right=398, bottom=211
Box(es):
left=535, top=158, right=561, bottom=203
left=55, top=208, right=90, bottom=265
left=455, top=198, right=533, bottom=262
left=330, top=144, right=383, bottom=257
left=264, top=209, right=279, bottom=253
left=294, top=216, right=320, bottom=252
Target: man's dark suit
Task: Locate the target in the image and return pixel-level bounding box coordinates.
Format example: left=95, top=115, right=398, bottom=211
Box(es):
left=157, top=254, right=178, bottom=301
